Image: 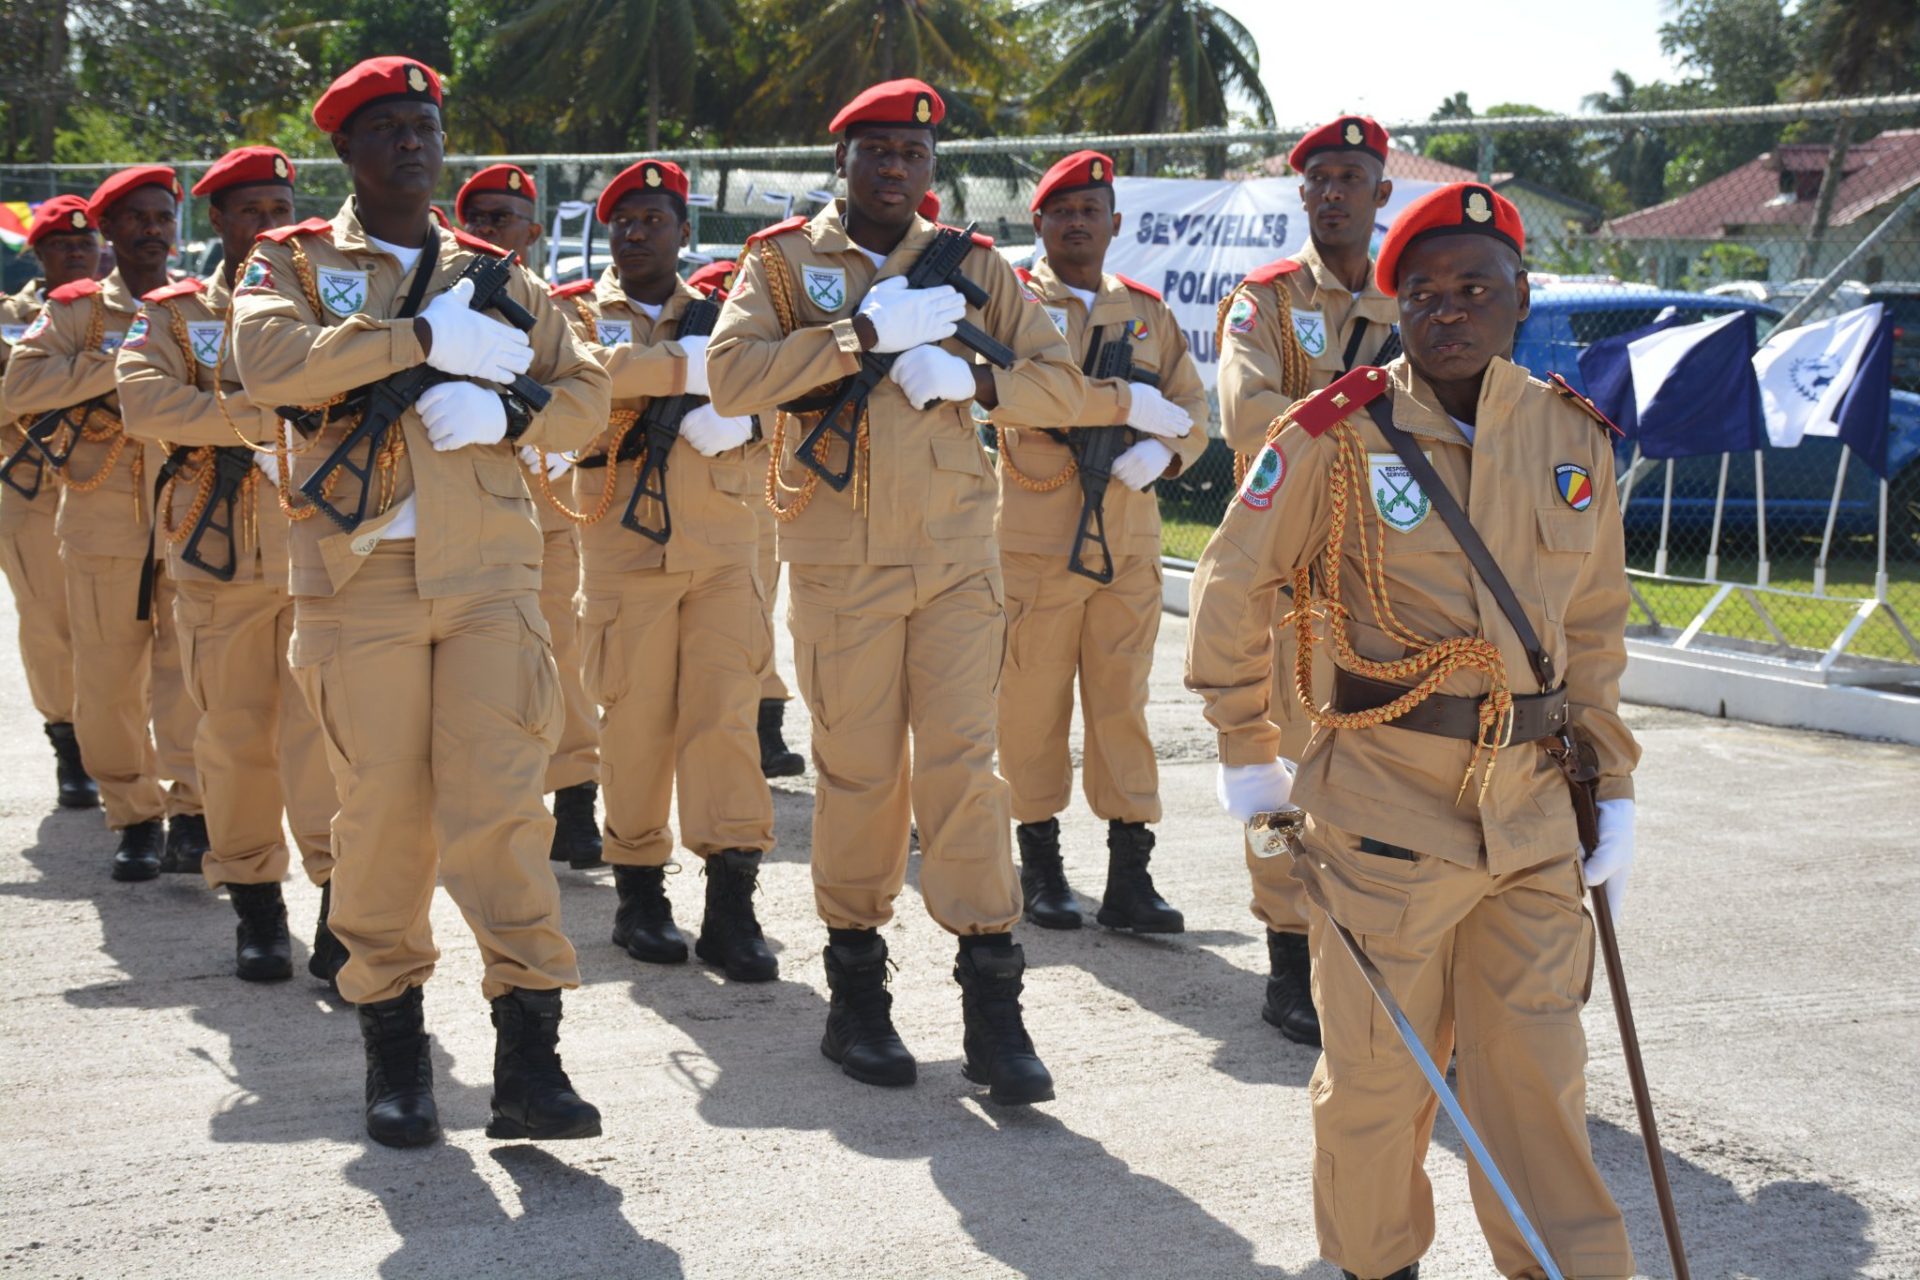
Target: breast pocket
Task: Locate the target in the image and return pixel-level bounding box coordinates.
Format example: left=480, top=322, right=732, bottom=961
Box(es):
left=925, top=432, right=994, bottom=540
left=705, top=460, right=759, bottom=545
left=1533, top=507, right=1596, bottom=622
left=474, top=456, right=542, bottom=566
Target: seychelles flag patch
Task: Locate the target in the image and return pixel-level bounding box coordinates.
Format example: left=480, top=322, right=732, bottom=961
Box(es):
left=1239, top=441, right=1287, bottom=510
left=1126, top=317, right=1149, bottom=342
left=1555, top=463, right=1593, bottom=511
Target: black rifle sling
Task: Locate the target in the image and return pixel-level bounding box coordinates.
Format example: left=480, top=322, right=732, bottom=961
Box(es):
left=136, top=446, right=196, bottom=622
left=1043, top=324, right=1106, bottom=447
left=1362, top=396, right=1555, bottom=692
left=395, top=225, right=440, bottom=319
left=1340, top=318, right=1369, bottom=372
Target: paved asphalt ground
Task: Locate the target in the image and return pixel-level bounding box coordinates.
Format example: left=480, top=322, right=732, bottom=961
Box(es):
left=0, top=582, right=1916, bottom=1280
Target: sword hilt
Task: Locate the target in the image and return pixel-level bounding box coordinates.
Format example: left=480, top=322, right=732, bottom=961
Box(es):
left=1245, top=805, right=1308, bottom=859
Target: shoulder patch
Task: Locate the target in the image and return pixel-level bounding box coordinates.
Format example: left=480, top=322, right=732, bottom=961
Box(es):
left=256, top=217, right=332, bottom=245
left=746, top=215, right=808, bottom=245
left=141, top=278, right=205, bottom=304
left=1547, top=373, right=1623, bottom=437
left=48, top=279, right=102, bottom=303
left=549, top=279, right=596, bottom=299
left=1014, top=266, right=1033, bottom=285
left=1288, top=365, right=1390, bottom=439
left=1113, top=274, right=1162, bottom=300
left=1244, top=259, right=1302, bottom=286
left=450, top=227, right=509, bottom=257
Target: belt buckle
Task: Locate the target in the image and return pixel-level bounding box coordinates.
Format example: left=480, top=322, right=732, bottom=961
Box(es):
left=1477, top=699, right=1517, bottom=750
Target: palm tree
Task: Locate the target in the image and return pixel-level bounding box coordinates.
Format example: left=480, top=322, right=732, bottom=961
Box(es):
left=1583, top=72, right=1673, bottom=211
left=1027, top=0, right=1273, bottom=142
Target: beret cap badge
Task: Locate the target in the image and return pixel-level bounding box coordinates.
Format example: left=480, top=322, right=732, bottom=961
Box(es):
left=406, top=65, right=428, bottom=92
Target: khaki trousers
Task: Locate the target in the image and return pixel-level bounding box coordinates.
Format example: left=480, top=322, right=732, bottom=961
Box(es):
left=287, top=547, right=577, bottom=1005
left=1298, top=820, right=1632, bottom=1280
left=537, top=524, right=600, bottom=793
left=0, top=502, right=74, bottom=723
left=580, top=561, right=773, bottom=866
left=788, top=562, right=1019, bottom=935
left=997, top=549, right=1161, bottom=824
left=173, top=576, right=336, bottom=888
left=62, top=548, right=202, bottom=828
left=754, top=502, right=789, bottom=702
left=1247, top=620, right=1319, bottom=935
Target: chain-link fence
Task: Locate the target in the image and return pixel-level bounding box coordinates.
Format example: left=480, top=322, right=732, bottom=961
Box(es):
left=7, top=94, right=1919, bottom=674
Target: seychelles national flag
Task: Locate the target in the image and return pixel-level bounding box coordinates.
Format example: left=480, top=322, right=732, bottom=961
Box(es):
left=0, top=202, right=30, bottom=251
left=1577, top=310, right=1766, bottom=459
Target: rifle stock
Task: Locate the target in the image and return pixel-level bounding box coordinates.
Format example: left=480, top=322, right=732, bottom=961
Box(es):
left=1064, top=336, right=1158, bottom=583
left=179, top=447, right=259, bottom=581
left=0, top=394, right=110, bottom=497
left=618, top=295, right=722, bottom=544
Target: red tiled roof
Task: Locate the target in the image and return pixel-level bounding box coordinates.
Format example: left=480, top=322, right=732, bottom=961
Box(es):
left=1604, top=128, right=1920, bottom=239
left=1244, top=147, right=1480, bottom=183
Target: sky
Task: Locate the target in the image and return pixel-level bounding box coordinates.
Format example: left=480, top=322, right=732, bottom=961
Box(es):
left=1215, top=0, right=1692, bottom=128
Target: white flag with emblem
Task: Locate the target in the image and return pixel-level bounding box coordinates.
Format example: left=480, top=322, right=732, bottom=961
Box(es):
left=1751, top=302, right=1884, bottom=448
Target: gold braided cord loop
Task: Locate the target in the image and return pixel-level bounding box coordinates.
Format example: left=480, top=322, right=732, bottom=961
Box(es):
left=757, top=238, right=867, bottom=522
left=1286, top=417, right=1515, bottom=803
left=536, top=409, right=639, bottom=525
left=1222, top=281, right=1315, bottom=489
left=993, top=423, right=1076, bottom=493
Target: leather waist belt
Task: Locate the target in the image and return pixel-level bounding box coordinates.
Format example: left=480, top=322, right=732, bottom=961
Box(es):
left=1331, top=668, right=1569, bottom=744
left=575, top=454, right=609, bottom=470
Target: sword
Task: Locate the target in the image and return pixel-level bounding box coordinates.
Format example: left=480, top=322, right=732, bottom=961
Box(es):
left=1248, top=810, right=1568, bottom=1280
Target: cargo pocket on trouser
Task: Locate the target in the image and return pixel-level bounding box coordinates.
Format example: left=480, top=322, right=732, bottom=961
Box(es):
left=172, top=592, right=215, bottom=712
left=513, top=596, right=564, bottom=752
left=786, top=588, right=835, bottom=735
left=579, top=595, right=625, bottom=709
left=984, top=569, right=1008, bottom=697
left=287, top=622, right=353, bottom=770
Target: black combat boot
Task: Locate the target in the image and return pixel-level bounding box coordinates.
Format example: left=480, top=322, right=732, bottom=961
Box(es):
left=357, top=987, right=440, bottom=1148
left=1263, top=929, right=1321, bottom=1047
left=694, top=850, right=778, bottom=982
left=229, top=881, right=293, bottom=982
left=44, top=722, right=98, bottom=810
left=1343, top=1266, right=1417, bottom=1280
left=549, top=782, right=604, bottom=869
left=309, top=880, right=349, bottom=992
left=486, top=987, right=603, bottom=1140
left=758, top=698, right=805, bottom=779
left=611, top=864, right=687, bottom=964
left=161, top=812, right=209, bottom=875
left=1096, top=820, right=1184, bottom=933
left=955, top=939, right=1054, bottom=1105
left=821, top=930, right=916, bottom=1087
left=1017, top=818, right=1081, bottom=930
left=111, top=818, right=165, bottom=882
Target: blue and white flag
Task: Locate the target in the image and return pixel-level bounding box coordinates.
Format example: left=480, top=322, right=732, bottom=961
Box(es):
left=1577, top=310, right=1764, bottom=459
left=1752, top=302, right=1887, bottom=453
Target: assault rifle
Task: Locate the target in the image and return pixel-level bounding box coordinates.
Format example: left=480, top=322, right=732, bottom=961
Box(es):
left=1061, top=332, right=1158, bottom=585
left=789, top=224, right=1016, bottom=492
left=0, top=395, right=111, bottom=499
left=178, top=446, right=258, bottom=580
left=295, top=253, right=552, bottom=532
left=616, top=295, right=722, bottom=544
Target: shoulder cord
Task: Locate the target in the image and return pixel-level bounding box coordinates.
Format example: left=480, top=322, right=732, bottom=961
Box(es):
left=1223, top=284, right=1313, bottom=487
left=1279, top=407, right=1515, bottom=804
left=995, top=318, right=1100, bottom=495
left=55, top=293, right=143, bottom=522
left=155, top=301, right=259, bottom=551
left=758, top=239, right=869, bottom=522
left=533, top=294, right=638, bottom=525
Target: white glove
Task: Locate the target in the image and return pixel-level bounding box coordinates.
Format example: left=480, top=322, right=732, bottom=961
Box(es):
left=857, top=276, right=964, bottom=353
left=1216, top=759, right=1297, bottom=823
left=679, top=404, right=755, bottom=456
left=888, top=344, right=976, bottom=410
left=678, top=334, right=710, bottom=396
left=417, top=380, right=508, bottom=452
left=1124, top=383, right=1192, bottom=438
left=519, top=445, right=571, bottom=481
left=1111, top=437, right=1174, bottom=491
left=1582, top=797, right=1635, bottom=920
left=253, top=448, right=280, bottom=488
left=418, top=278, right=534, bottom=383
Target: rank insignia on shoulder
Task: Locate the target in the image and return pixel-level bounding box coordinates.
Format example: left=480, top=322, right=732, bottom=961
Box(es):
left=1555, top=463, right=1594, bottom=511
left=142, top=278, right=204, bottom=304
left=451, top=227, right=509, bottom=257
left=1290, top=365, right=1388, bottom=438
left=1243, top=259, right=1302, bottom=286
left=746, top=215, right=808, bottom=245
left=256, top=217, right=332, bottom=245
left=1548, top=373, right=1622, bottom=436
left=550, top=278, right=595, bottom=299
left=1113, top=274, right=1161, bottom=300
left=48, top=278, right=102, bottom=303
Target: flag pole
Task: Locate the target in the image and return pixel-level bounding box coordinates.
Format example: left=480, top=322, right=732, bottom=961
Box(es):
left=1754, top=452, right=1770, bottom=587
left=1878, top=477, right=1890, bottom=604
left=1619, top=446, right=1643, bottom=513
left=1655, top=459, right=1674, bottom=577
left=1706, top=453, right=1730, bottom=581
left=1814, top=446, right=1850, bottom=597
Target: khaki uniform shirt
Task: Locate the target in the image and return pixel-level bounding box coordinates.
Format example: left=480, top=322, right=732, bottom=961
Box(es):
left=1187, top=357, right=1638, bottom=872
left=996, top=259, right=1210, bottom=559
left=1, top=271, right=160, bottom=559
left=708, top=202, right=1082, bottom=568
left=116, top=274, right=291, bottom=585
left=229, top=198, right=611, bottom=599
left=0, top=278, right=60, bottom=535
left=1217, top=239, right=1398, bottom=452
left=561, top=270, right=759, bottom=575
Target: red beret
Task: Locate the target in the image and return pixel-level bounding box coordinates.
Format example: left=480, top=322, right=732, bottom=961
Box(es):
left=1375, top=182, right=1526, bottom=296
left=312, top=56, right=443, bottom=133
left=596, top=160, right=689, bottom=223
left=1030, top=149, right=1115, bottom=212
left=26, top=195, right=96, bottom=247
left=191, top=146, right=295, bottom=198
left=686, top=260, right=738, bottom=298
left=917, top=191, right=941, bottom=220
left=1288, top=115, right=1390, bottom=173
left=87, top=165, right=181, bottom=221
left=829, top=79, right=943, bottom=134
left=456, top=164, right=538, bottom=220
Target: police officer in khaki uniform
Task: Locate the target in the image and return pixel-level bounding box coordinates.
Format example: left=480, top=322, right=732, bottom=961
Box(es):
left=1188, top=183, right=1639, bottom=1280
left=1214, top=115, right=1401, bottom=1046
left=0, top=195, right=99, bottom=810
left=230, top=57, right=610, bottom=1148
left=687, top=257, right=807, bottom=780
left=550, top=158, right=778, bottom=983
left=995, top=150, right=1208, bottom=933
left=710, top=79, right=1082, bottom=1105
left=2, top=165, right=206, bottom=880
left=116, top=145, right=344, bottom=986
left=454, top=162, right=605, bottom=869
